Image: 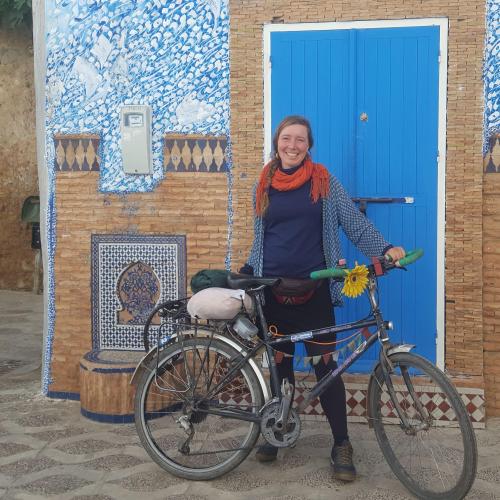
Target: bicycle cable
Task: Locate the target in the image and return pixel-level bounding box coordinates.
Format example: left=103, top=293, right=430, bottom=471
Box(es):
left=268, top=324, right=363, bottom=346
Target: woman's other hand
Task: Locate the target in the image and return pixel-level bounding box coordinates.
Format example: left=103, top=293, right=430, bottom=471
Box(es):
left=238, top=264, right=254, bottom=275
left=385, top=246, right=406, bottom=266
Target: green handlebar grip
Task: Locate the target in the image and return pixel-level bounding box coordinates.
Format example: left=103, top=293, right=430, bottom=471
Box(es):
left=310, top=268, right=348, bottom=280
left=397, top=248, right=424, bottom=267
left=311, top=248, right=423, bottom=280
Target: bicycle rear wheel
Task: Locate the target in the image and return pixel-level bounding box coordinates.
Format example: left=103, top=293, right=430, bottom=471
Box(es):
left=134, top=337, right=264, bottom=480
left=368, top=352, right=477, bottom=499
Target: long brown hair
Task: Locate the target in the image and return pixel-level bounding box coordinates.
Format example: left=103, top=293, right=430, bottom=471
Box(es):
left=258, top=115, right=314, bottom=214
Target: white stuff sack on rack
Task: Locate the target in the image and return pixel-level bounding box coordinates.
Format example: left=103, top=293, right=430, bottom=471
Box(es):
left=186, top=287, right=254, bottom=320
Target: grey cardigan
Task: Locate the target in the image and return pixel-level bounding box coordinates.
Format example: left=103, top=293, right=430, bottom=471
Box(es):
left=246, top=174, right=391, bottom=305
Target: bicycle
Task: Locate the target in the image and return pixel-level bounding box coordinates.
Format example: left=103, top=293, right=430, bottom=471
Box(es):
left=131, top=250, right=477, bottom=499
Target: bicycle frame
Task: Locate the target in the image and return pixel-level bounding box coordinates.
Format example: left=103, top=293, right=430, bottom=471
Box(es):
left=259, top=275, right=394, bottom=409
left=194, top=275, right=399, bottom=424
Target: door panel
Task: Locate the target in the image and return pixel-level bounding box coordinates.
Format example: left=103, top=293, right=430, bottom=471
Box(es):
left=270, top=26, right=439, bottom=371
left=272, top=31, right=354, bottom=188
left=344, top=27, right=439, bottom=368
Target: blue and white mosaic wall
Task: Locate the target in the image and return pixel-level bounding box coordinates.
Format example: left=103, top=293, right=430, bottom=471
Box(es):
left=45, top=0, right=230, bottom=191
left=484, top=0, right=500, bottom=152
left=42, top=0, right=231, bottom=393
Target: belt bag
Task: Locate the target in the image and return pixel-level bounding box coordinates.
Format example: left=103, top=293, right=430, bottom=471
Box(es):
left=272, top=277, right=323, bottom=305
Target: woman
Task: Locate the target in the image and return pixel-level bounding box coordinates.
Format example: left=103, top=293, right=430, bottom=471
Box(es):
left=240, top=115, right=405, bottom=482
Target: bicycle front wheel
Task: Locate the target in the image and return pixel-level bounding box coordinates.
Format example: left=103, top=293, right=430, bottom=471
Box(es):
left=134, top=337, right=264, bottom=480
left=368, top=352, right=477, bottom=500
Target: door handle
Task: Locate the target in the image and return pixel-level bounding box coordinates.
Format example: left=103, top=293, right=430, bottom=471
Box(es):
left=351, top=197, right=414, bottom=215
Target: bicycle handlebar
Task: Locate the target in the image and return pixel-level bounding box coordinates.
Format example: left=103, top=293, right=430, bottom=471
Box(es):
left=394, top=248, right=424, bottom=267
left=310, top=267, right=348, bottom=280
left=310, top=248, right=424, bottom=280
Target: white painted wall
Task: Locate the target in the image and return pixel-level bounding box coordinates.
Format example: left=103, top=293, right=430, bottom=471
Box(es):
left=32, top=0, right=48, bottom=390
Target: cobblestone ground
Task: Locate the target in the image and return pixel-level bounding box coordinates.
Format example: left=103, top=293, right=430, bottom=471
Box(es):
left=1, top=290, right=499, bottom=499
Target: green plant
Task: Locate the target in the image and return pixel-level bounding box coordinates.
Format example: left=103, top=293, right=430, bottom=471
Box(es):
left=0, top=0, right=32, bottom=28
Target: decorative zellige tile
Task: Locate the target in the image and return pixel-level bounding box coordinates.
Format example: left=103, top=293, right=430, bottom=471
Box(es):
left=53, top=134, right=100, bottom=171
left=91, top=234, right=186, bottom=350
left=164, top=134, right=228, bottom=172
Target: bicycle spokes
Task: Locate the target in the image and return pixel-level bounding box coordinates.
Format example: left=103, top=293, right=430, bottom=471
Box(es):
left=369, top=353, right=477, bottom=499
left=135, top=338, right=264, bottom=478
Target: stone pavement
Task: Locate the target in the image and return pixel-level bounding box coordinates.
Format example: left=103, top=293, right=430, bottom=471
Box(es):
left=1, top=290, right=499, bottom=500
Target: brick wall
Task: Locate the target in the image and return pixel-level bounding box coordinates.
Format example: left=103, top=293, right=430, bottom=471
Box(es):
left=0, top=27, right=39, bottom=290
left=229, top=0, right=485, bottom=384
left=50, top=172, right=228, bottom=394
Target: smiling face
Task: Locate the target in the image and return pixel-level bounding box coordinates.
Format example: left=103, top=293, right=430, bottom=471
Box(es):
left=277, top=124, right=310, bottom=169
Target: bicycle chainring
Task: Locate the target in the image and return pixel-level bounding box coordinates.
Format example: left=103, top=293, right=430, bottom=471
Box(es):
left=260, top=401, right=301, bottom=448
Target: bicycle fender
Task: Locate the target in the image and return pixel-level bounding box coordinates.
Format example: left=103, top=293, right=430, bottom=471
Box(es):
left=130, top=331, right=271, bottom=402
left=387, top=344, right=416, bottom=356
left=366, top=344, right=415, bottom=428
left=130, top=347, right=170, bottom=386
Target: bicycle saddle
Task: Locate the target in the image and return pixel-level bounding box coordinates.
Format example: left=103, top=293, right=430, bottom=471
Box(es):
left=227, top=273, right=280, bottom=291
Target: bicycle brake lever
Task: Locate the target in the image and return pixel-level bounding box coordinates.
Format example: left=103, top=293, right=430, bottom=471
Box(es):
left=384, top=252, right=411, bottom=271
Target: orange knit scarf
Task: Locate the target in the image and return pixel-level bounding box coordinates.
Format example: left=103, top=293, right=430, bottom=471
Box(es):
left=255, top=157, right=330, bottom=216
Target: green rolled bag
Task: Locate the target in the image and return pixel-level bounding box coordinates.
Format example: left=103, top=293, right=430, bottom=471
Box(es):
left=190, top=269, right=231, bottom=294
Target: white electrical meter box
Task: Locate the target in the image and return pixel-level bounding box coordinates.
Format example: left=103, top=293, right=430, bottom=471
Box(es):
left=120, top=105, right=152, bottom=174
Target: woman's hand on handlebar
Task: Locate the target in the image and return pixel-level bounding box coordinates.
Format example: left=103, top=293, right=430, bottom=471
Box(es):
left=384, top=246, right=406, bottom=266
left=310, top=248, right=422, bottom=280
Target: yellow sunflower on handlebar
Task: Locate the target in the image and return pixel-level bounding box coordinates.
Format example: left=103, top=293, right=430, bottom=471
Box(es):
left=342, top=264, right=369, bottom=298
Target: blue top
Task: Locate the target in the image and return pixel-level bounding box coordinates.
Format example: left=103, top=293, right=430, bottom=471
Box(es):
left=263, top=166, right=326, bottom=278
left=245, top=172, right=392, bottom=305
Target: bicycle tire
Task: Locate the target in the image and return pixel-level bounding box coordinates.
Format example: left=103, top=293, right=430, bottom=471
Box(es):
left=134, top=337, right=264, bottom=480
left=368, top=352, right=477, bottom=499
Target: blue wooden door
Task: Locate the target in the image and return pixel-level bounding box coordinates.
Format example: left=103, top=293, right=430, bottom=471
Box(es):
left=270, top=26, right=439, bottom=371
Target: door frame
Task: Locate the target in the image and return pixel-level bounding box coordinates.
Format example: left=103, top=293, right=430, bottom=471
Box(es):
left=263, top=18, right=448, bottom=369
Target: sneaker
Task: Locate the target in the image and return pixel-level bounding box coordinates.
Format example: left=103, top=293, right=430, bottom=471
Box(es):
left=330, top=440, right=357, bottom=482
left=255, top=443, right=278, bottom=462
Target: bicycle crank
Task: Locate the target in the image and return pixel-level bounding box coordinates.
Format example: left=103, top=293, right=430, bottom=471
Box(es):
left=260, top=401, right=301, bottom=448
